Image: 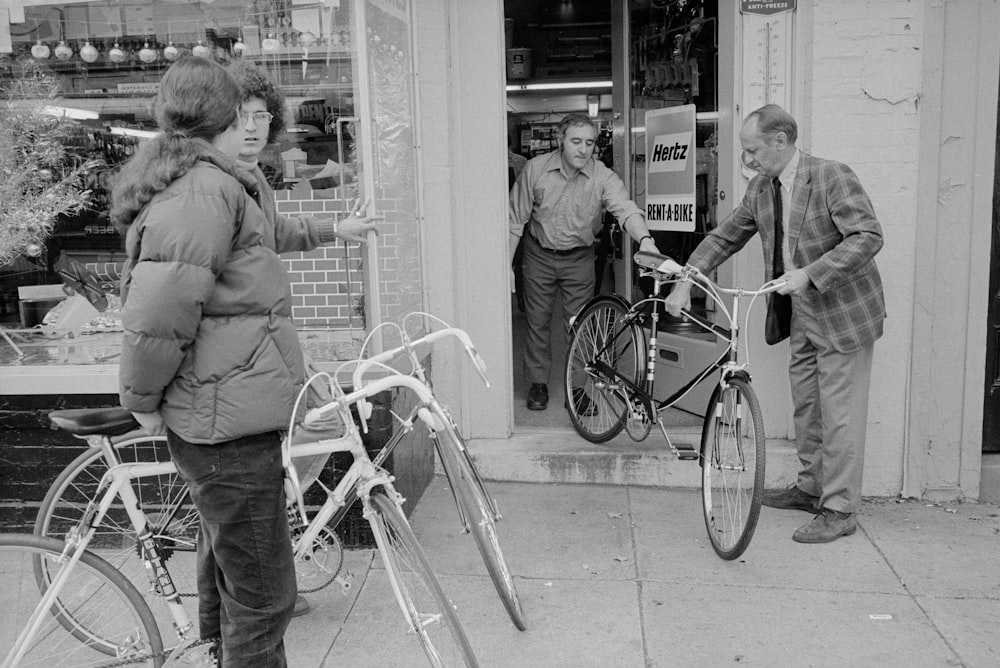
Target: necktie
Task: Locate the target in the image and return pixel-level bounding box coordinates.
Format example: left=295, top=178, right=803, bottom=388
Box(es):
left=771, top=176, right=784, bottom=279
left=764, top=175, right=792, bottom=344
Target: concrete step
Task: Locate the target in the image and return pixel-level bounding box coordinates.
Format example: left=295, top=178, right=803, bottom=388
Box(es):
left=467, top=426, right=800, bottom=488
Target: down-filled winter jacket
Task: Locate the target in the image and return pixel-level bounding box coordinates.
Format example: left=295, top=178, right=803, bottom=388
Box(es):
left=118, top=149, right=337, bottom=444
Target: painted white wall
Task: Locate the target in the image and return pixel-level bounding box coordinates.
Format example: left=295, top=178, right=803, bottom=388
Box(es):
left=775, top=0, right=999, bottom=500
left=796, top=0, right=925, bottom=497
left=414, top=0, right=512, bottom=439
left=908, top=0, right=999, bottom=501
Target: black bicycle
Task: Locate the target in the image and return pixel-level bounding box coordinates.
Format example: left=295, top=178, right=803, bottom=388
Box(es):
left=564, top=250, right=784, bottom=560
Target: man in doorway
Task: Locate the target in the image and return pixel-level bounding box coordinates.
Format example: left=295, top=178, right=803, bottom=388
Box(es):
left=665, top=104, right=885, bottom=544
left=509, top=113, right=659, bottom=412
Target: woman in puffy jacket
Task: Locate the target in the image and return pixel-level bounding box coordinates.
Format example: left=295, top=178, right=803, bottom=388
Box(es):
left=109, top=56, right=360, bottom=667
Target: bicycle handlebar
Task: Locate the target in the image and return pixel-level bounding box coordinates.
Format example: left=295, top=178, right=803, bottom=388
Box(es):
left=350, top=326, right=490, bottom=391
left=303, top=373, right=437, bottom=429
left=633, top=250, right=786, bottom=297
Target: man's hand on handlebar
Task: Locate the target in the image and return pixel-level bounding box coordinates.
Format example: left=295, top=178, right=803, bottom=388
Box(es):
left=775, top=268, right=810, bottom=296
left=665, top=281, right=692, bottom=317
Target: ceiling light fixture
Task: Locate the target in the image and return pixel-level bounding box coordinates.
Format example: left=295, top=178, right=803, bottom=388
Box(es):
left=506, top=80, right=613, bottom=92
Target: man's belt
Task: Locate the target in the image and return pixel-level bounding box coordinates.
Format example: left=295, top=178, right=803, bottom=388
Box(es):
left=529, top=230, right=591, bottom=256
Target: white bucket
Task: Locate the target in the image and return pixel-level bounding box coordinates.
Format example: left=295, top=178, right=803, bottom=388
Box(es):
left=506, top=47, right=532, bottom=80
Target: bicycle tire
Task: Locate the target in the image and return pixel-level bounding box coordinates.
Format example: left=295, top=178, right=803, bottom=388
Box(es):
left=433, top=417, right=526, bottom=631
left=33, top=437, right=201, bottom=615
left=1, top=533, right=164, bottom=667
left=565, top=297, right=645, bottom=443
left=700, top=377, right=765, bottom=560
left=367, top=490, right=479, bottom=667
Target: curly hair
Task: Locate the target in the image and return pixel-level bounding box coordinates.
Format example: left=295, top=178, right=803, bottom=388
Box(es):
left=109, top=57, right=242, bottom=230
left=558, top=113, right=597, bottom=140
left=226, top=60, right=286, bottom=145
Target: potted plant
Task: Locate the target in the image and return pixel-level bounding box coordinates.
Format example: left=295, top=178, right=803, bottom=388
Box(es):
left=0, top=57, right=94, bottom=266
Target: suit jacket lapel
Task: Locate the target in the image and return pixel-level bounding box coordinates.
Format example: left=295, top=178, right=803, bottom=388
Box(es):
left=787, top=152, right=813, bottom=262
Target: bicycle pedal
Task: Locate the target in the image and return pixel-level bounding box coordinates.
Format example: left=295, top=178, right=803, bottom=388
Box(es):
left=674, top=444, right=699, bottom=461
left=336, top=571, right=354, bottom=595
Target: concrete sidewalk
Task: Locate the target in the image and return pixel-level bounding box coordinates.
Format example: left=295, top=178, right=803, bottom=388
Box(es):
left=287, top=476, right=1000, bottom=667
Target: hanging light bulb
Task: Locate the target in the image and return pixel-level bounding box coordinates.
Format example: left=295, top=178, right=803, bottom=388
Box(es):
left=80, top=41, right=99, bottom=63
left=232, top=37, right=246, bottom=57
left=31, top=40, right=51, bottom=59
left=164, top=41, right=180, bottom=61
left=139, top=42, right=157, bottom=63
left=192, top=40, right=210, bottom=58
left=54, top=41, right=73, bottom=60
left=108, top=42, right=126, bottom=63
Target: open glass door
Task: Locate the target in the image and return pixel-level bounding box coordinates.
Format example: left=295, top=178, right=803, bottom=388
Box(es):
left=610, top=0, right=732, bottom=416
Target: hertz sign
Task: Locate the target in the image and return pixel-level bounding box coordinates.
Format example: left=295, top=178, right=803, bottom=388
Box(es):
left=644, top=105, right=696, bottom=232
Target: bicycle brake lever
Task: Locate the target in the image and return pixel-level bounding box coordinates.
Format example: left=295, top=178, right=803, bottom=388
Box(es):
left=465, top=346, right=491, bottom=388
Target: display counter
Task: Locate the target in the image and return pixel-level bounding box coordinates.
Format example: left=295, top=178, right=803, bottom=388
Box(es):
left=0, top=326, right=366, bottom=395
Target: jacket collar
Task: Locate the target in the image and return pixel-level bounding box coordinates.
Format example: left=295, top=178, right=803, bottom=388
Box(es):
left=190, top=138, right=259, bottom=197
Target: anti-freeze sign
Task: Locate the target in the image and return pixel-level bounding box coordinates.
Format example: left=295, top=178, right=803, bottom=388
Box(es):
left=645, top=104, right=696, bottom=232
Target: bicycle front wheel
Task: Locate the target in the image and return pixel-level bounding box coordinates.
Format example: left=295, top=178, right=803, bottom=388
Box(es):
left=367, top=490, right=479, bottom=667
left=565, top=297, right=645, bottom=443
left=700, top=377, right=765, bottom=560
left=434, top=417, right=526, bottom=630
left=1, top=534, right=164, bottom=667
left=33, top=437, right=200, bottom=615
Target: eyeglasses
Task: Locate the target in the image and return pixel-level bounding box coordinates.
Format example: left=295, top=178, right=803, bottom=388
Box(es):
left=239, top=110, right=273, bottom=125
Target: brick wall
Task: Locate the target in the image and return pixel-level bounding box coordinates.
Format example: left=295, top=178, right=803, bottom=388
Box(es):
left=275, top=191, right=368, bottom=328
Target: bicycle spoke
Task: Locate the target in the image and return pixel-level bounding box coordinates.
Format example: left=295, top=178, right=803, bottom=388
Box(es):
left=566, top=298, right=644, bottom=443
left=701, top=379, right=765, bottom=560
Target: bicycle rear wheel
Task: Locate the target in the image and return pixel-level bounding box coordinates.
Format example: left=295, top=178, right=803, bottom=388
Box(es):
left=700, top=377, right=765, bottom=560
left=33, top=437, right=200, bottom=613
left=367, top=490, right=479, bottom=667
left=1, top=534, right=164, bottom=667
left=565, top=297, right=645, bottom=443
left=433, top=415, right=526, bottom=630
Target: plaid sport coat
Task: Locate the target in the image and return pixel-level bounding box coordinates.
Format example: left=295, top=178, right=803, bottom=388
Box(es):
left=687, top=152, right=885, bottom=353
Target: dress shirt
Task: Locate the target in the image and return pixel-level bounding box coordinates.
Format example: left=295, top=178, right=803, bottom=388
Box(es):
left=508, top=150, right=528, bottom=181
left=509, top=150, right=643, bottom=251
left=774, top=148, right=800, bottom=271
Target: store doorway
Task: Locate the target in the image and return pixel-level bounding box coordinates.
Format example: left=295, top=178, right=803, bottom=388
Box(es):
left=505, top=0, right=726, bottom=430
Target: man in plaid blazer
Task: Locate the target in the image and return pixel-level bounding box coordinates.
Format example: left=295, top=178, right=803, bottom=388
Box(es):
left=666, top=104, right=885, bottom=544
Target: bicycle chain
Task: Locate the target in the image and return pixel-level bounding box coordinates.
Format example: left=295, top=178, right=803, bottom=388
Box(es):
left=290, top=522, right=345, bottom=594
left=96, top=636, right=219, bottom=667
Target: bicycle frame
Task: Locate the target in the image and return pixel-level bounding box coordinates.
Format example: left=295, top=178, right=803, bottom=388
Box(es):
left=16, top=374, right=452, bottom=665
left=571, top=252, right=782, bottom=455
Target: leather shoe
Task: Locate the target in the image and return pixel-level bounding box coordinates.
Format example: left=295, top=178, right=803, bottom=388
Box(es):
left=792, top=508, right=857, bottom=544
left=527, top=383, right=548, bottom=411
left=762, top=484, right=820, bottom=512
left=566, top=387, right=597, bottom=417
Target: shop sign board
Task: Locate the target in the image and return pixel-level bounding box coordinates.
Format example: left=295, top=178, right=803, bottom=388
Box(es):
left=644, top=104, right=696, bottom=232
left=741, top=0, right=796, bottom=15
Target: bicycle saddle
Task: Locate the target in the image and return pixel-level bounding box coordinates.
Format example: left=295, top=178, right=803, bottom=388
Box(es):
left=49, top=407, right=140, bottom=436
left=633, top=250, right=684, bottom=276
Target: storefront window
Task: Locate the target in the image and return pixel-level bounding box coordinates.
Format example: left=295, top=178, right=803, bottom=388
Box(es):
left=0, top=0, right=421, bottom=372
left=628, top=0, right=718, bottom=319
